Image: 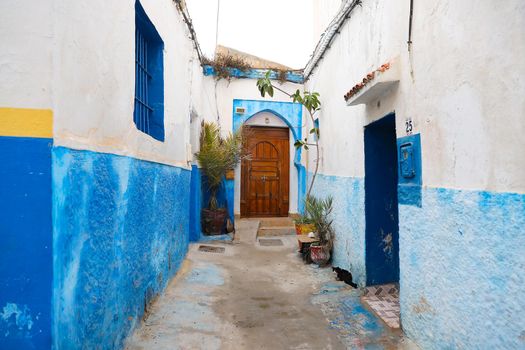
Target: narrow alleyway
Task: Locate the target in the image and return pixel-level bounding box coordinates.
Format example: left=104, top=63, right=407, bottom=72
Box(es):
left=126, top=220, right=416, bottom=350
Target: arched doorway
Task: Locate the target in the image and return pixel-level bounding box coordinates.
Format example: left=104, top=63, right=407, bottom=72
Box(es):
left=240, top=126, right=290, bottom=217
left=232, top=99, right=305, bottom=216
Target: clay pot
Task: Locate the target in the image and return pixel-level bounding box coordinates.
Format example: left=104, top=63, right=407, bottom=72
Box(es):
left=295, top=223, right=316, bottom=235
left=201, top=208, right=227, bottom=235
left=310, top=245, right=331, bottom=266
left=225, top=169, right=235, bottom=180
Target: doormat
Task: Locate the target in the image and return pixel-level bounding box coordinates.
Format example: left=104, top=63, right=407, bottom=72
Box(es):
left=198, top=245, right=225, bottom=253
left=259, top=238, right=284, bottom=246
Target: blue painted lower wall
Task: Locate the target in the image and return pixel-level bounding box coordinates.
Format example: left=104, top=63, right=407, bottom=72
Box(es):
left=52, top=147, right=191, bottom=349
left=189, top=165, right=202, bottom=242
left=0, top=136, right=53, bottom=350
left=311, top=173, right=366, bottom=286
left=225, top=179, right=235, bottom=226
left=314, top=171, right=525, bottom=348
left=399, top=187, right=525, bottom=349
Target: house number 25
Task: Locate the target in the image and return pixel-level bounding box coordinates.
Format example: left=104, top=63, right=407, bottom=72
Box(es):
left=405, top=118, right=413, bottom=135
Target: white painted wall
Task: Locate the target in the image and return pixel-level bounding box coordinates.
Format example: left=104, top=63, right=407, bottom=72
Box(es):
left=216, top=79, right=302, bottom=133
left=51, top=0, right=200, bottom=168
left=0, top=0, right=53, bottom=109
left=305, top=0, right=525, bottom=194
left=245, top=111, right=288, bottom=128
left=1, top=0, right=204, bottom=169
left=188, top=70, right=218, bottom=158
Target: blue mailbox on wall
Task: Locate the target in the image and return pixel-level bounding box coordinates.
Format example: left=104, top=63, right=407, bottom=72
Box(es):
left=400, top=142, right=416, bottom=179
left=397, top=133, right=422, bottom=206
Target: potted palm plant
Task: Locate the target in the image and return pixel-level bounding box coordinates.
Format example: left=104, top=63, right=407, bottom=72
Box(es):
left=196, top=122, right=246, bottom=235
left=305, top=195, right=334, bottom=266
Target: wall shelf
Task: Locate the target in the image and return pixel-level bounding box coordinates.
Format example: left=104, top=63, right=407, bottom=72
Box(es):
left=346, top=57, right=400, bottom=106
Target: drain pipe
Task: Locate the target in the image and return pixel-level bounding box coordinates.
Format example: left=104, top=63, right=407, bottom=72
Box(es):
left=407, top=0, right=415, bottom=80
left=303, top=0, right=361, bottom=81
left=407, top=0, right=414, bottom=51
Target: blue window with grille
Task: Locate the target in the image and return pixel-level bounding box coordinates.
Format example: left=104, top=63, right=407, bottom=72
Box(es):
left=134, top=0, right=164, bottom=141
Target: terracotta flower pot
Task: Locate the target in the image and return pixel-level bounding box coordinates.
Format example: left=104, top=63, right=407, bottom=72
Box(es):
left=225, top=169, right=235, bottom=180
left=294, top=223, right=316, bottom=235
left=310, top=245, right=331, bottom=266
left=201, top=208, right=227, bottom=235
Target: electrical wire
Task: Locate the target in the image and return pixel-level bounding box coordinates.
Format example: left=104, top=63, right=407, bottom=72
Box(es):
left=303, top=0, right=361, bottom=81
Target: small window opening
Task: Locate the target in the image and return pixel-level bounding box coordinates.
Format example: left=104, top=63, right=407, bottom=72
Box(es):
left=134, top=0, right=164, bottom=141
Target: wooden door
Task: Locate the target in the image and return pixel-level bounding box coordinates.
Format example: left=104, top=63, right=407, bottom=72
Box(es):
left=241, top=126, right=289, bottom=217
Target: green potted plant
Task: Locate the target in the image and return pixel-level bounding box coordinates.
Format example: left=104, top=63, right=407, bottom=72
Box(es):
left=293, top=212, right=315, bottom=235
left=305, top=195, right=334, bottom=266
left=196, top=122, right=246, bottom=235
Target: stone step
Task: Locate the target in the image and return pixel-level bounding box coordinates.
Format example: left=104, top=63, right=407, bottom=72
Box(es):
left=257, top=226, right=296, bottom=237
left=258, top=217, right=295, bottom=228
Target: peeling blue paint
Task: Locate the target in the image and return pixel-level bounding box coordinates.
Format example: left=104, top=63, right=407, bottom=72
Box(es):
left=1, top=303, right=35, bottom=337
left=311, top=282, right=402, bottom=348
left=233, top=99, right=306, bottom=213
left=185, top=264, right=224, bottom=287
left=52, top=147, right=190, bottom=349
left=315, top=171, right=525, bottom=348
left=0, top=136, right=52, bottom=350
left=203, top=65, right=304, bottom=84
left=400, top=186, right=525, bottom=349
left=130, top=261, right=225, bottom=349
left=311, top=173, right=366, bottom=286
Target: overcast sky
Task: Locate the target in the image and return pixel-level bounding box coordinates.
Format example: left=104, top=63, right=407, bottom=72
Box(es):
left=186, top=0, right=314, bottom=69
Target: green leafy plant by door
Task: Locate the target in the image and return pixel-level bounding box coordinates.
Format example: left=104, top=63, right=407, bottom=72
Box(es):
left=195, top=121, right=247, bottom=235
left=256, top=71, right=321, bottom=198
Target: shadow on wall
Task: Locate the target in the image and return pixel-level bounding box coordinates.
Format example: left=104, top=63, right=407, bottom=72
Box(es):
left=52, top=147, right=190, bottom=349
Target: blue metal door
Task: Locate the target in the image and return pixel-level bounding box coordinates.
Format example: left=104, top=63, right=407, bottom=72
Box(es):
left=364, top=113, right=400, bottom=286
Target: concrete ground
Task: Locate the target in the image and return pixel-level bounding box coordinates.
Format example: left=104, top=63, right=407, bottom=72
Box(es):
left=126, top=219, right=417, bottom=350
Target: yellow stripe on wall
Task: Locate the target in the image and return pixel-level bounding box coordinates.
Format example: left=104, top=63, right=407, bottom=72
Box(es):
left=0, top=108, right=53, bottom=138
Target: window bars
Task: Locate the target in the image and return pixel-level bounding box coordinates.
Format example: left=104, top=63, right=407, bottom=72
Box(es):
left=134, top=27, right=153, bottom=135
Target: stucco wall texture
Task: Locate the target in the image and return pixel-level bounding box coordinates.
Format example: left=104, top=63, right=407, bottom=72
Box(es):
left=400, top=188, right=525, bottom=349
left=52, top=147, right=190, bottom=349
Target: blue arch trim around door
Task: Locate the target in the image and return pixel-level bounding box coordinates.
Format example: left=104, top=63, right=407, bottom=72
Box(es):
left=232, top=99, right=306, bottom=213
